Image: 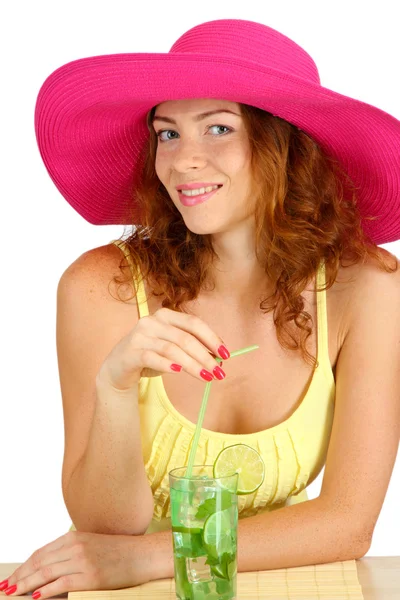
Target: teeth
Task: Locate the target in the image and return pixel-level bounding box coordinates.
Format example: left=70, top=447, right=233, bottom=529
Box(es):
left=180, top=185, right=220, bottom=197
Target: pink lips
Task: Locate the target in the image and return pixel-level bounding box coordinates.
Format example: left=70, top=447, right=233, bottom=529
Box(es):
left=178, top=185, right=222, bottom=207
left=177, top=182, right=222, bottom=190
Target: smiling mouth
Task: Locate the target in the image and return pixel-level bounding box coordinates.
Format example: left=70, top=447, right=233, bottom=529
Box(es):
left=178, top=185, right=222, bottom=207
left=179, top=185, right=222, bottom=197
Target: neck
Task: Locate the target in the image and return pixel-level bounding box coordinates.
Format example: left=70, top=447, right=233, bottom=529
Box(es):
left=204, top=226, right=271, bottom=304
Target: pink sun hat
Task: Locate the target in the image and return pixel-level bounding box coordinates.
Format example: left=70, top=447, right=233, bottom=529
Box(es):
left=34, top=18, right=400, bottom=244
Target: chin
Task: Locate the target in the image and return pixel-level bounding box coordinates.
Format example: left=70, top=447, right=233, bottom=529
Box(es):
left=183, top=222, right=215, bottom=236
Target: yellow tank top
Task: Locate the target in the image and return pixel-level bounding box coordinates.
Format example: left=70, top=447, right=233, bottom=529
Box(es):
left=69, top=240, right=335, bottom=534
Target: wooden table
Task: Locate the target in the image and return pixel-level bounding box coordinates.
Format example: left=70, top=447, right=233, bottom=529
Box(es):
left=1, top=557, right=399, bottom=599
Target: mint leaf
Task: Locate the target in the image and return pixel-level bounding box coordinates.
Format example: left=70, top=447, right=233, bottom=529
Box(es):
left=205, top=554, right=220, bottom=566
left=219, top=552, right=230, bottom=579
left=195, top=490, right=233, bottom=519
left=176, top=531, right=205, bottom=558
left=209, top=552, right=236, bottom=580
left=195, top=498, right=216, bottom=519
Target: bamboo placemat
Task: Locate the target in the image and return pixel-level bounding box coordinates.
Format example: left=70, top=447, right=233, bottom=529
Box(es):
left=69, top=559, right=364, bottom=599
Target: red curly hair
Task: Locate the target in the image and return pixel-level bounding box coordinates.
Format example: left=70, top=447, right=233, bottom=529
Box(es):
left=111, top=103, right=397, bottom=367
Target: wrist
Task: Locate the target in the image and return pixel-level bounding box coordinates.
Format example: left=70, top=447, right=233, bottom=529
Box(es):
left=95, top=372, right=138, bottom=400
left=140, top=529, right=175, bottom=581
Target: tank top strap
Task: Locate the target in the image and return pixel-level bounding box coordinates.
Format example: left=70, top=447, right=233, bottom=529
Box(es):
left=315, top=260, right=330, bottom=375
left=111, top=239, right=149, bottom=318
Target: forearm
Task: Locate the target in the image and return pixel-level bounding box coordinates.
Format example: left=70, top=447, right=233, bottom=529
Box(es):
left=237, top=497, right=369, bottom=571
left=143, top=497, right=369, bottom=581
left=64, top=380, right=153, bottom=535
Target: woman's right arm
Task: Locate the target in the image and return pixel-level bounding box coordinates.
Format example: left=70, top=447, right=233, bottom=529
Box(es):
left=57, top=244, right=227, bottom=536
left=57, top=244, right=153, bottom=535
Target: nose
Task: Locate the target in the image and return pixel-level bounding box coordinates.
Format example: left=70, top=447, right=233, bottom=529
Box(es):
left=171, top=137, right=208, bottom=172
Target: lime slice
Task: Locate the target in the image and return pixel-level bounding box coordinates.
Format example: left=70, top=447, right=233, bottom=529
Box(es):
left=173, top=525, right=203, bottom=535
left=213, top=444, right=265, bottom=495
left=203, top=509, right=233, bottom=559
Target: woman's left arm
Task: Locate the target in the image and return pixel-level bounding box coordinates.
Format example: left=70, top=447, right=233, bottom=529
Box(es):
left=314, top=258, right=400, bottom=554
left=150, top=259, right=400, bottom=576
left=4, top=260, right=400, bottom=597
left=148, top=259, right=400, bottom=575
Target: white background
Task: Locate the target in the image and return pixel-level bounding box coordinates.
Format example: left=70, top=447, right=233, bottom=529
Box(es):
left=1, top=0, right=399, bottom=562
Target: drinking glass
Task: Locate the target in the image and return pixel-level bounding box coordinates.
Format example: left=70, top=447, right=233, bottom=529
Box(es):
left=169, top=465, right=238, bottom=600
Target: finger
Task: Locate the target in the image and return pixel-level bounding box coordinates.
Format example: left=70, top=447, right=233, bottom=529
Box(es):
left=5, top=533, right=70, bottom=585
left=20, top=572, right=88, bottom=600
left=154, top=308, right=230, bottom=359
left=140, top=337, right=226, bottom=382
left=5, top=555, right=76, bottom=598
left=141, top=314, right=228, bottom=373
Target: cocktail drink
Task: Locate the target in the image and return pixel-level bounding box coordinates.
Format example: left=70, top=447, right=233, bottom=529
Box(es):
left=168, top=345, right=261, bottom=600
left=169, top=465, right=238, bottom=600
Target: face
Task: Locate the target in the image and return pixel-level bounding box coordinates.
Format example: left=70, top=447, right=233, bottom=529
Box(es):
left=152, top=99, right=255, bottom=235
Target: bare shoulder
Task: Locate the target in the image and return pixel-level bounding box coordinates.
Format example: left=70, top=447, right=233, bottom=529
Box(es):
left=331, top=250, right=400, bottom=341
left=57, top=242, right=138, bottom=307
left=337, top=250, right=400, bottom=310
left=320, top=250, right=399, bottom=364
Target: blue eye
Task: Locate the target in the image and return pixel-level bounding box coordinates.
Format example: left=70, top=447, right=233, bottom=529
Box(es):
left=208, top=125, right=231, bottom=135
left=156, top=130, right=179, bottom=142
left=155, top=125, right=232, bottom=142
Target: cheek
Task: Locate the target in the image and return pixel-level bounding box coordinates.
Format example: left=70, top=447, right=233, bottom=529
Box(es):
left=225, top=150, right=252, bottom=185
left=212, top=139, right=251, bottom=175
left=154, top=151, right=161, bottom=173
left=154, top=152, right=167, bottom=184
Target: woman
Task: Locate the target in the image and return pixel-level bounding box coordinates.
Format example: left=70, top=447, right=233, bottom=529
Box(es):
left=2, top=18, right=400, bottom=599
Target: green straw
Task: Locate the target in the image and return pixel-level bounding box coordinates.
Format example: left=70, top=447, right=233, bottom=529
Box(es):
left=185, top=344, right=259, bottom=477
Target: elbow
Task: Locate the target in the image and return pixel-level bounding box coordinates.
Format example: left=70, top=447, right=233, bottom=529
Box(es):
left=68, top=488, right=155, bottom=536
left=347, top=526, right=373, bottom=560
left=73, top=521, right=151, bottom=536
left=337, top=517, right=373, bottom=561
left=354, top=544, right=370, bottom=560
left=72, top=503, right=154, bottom=535
left=323, top=527, right=371, bottom=564
left=98, top=498, right=155, bottom=536
left=128, top=493, right=155, bottom=535
left=318, top=496, right=373, bottom=560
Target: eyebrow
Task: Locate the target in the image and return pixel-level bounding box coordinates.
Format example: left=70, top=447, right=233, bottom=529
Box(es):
left=152, top=109, right=241, bottom=125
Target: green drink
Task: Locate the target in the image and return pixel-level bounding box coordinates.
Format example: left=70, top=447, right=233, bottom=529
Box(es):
left=168, top=346, right=259, bottom=599
left=169, top=465, right=238, bottom=600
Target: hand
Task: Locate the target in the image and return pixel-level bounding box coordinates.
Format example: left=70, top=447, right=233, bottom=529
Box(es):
left=2, top=530, right=152, bottom=598
left=97, top=306, right=230, bottom=392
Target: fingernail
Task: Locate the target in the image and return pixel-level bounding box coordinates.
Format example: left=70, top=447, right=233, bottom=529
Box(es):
left=0, top=580, right=9, bottom=591
left=5, top=584, right=17, bottom=595
left=33, top=592, right=42, bottom=600
left=170, top=363, right=183, bottom=372
left=200, top=369, right=213, bottom=382
left=218, top=345, right=230, bottom=360
left=213, top=365, right=226, bottom=380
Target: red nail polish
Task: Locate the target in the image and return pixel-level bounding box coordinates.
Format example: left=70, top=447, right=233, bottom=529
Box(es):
left=170, top=363, right=183, bottom=372
left=33, top=592, right=42, bottom=600
left=213, top=365, right=226, bottom=380
left=200, top=369, right=213, bottom=381
left=5, top=584, right=17, bottom=595
left=218, top=345, right=230, bottom=360
left=0, top=580, right=9, bottom=591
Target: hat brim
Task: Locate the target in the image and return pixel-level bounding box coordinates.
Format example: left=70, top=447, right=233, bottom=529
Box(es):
left=35, top=53, right=400, bottom=243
